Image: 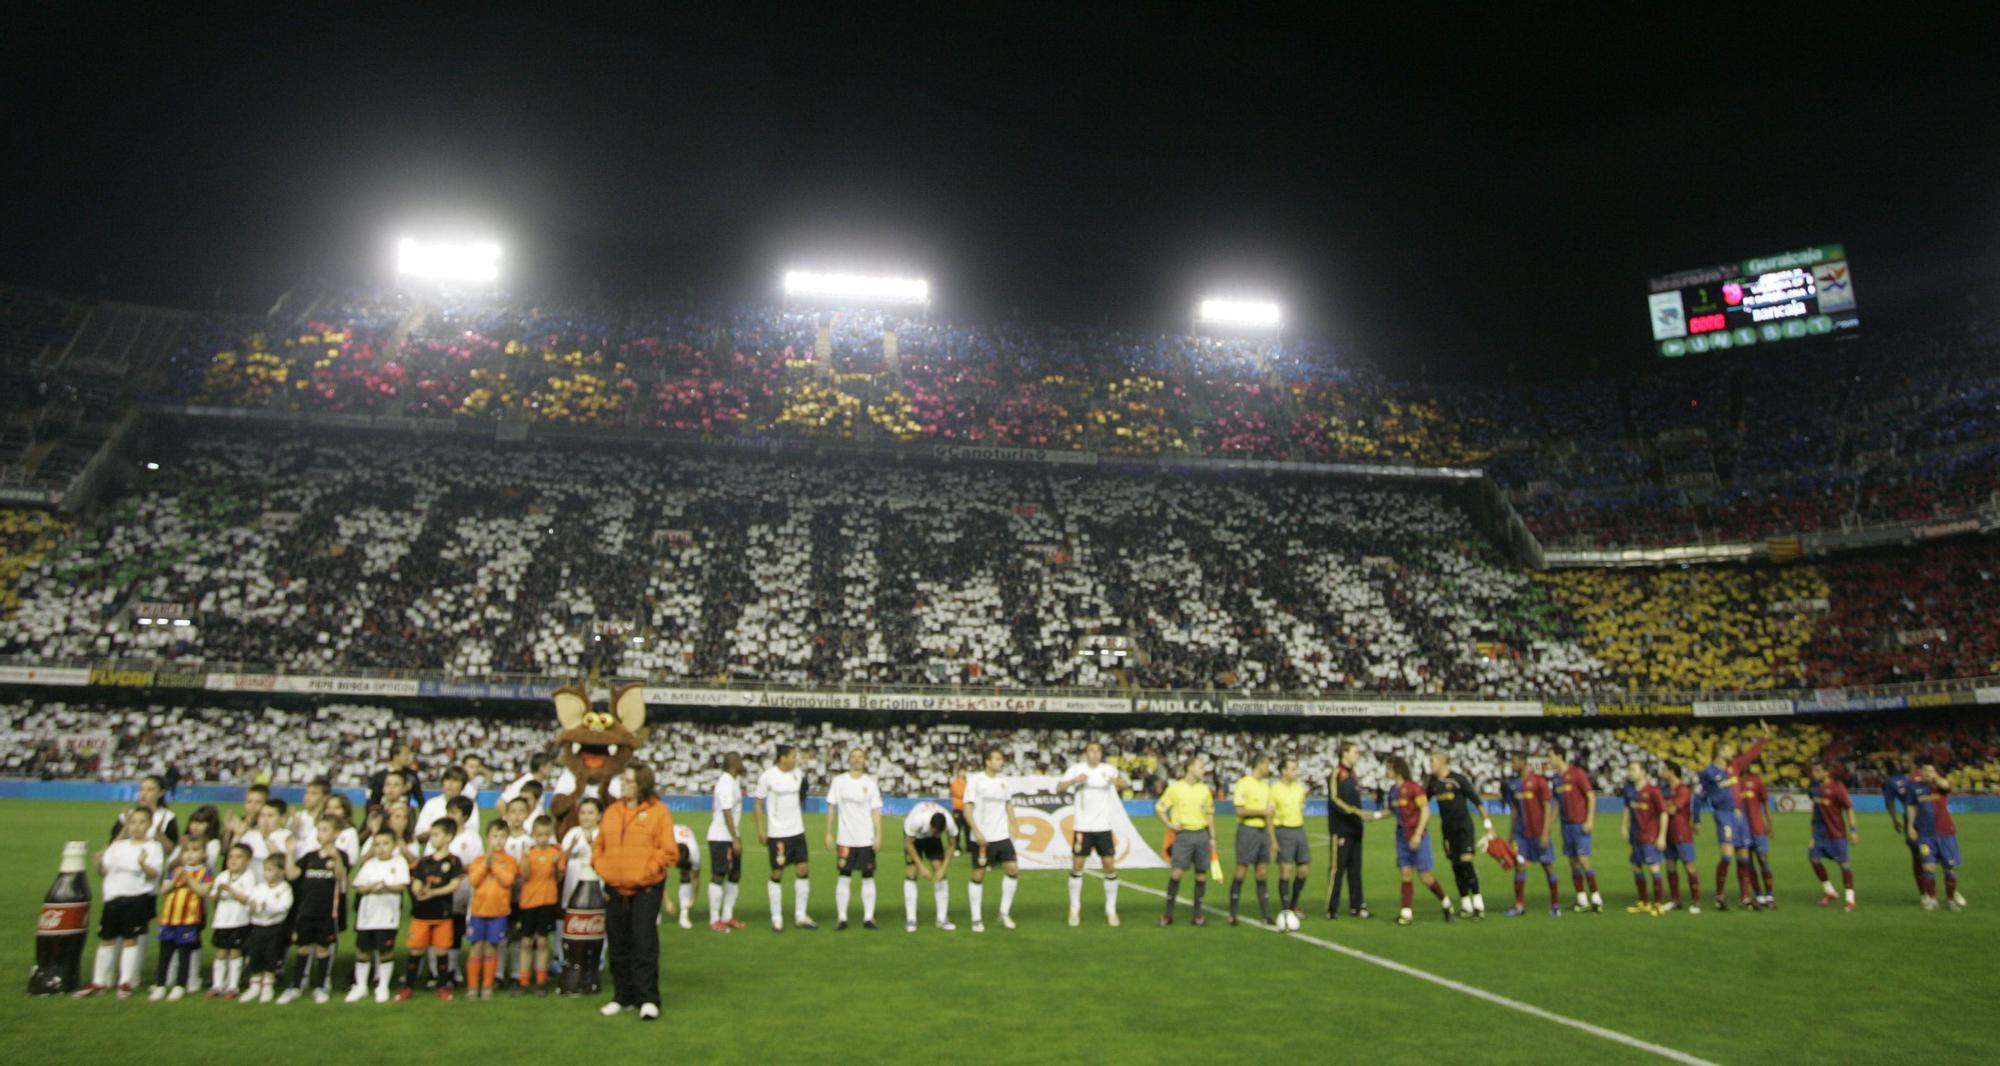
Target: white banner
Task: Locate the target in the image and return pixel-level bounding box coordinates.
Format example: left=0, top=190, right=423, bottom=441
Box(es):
left=1692, top=699, right=1796, bottom=718
left=997, top=775, right=1165, bottom=870
left=640, top=688, right=1128, bottom=714
left=642, top=686, right=765, bottom=707
left=862, top=693, right=1127, bottom=714
left=273, top=676, right=422, bottom=697
left=1394, top=700, right=1543, bottom=717
left=56, top=731, right=116, bottom=753
left=204, top=673, right=279, bottom=692
left=0, top=665, right=90, bottom=686
left=1229, top=698, right=1541, bottom=718
left=1977, top=687, right=2000, bottom=706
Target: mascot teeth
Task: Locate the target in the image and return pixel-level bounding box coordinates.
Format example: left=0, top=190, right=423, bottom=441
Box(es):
left=571, top=743, right=581, bottom=755
left=609, top=745, right=619, bottom=756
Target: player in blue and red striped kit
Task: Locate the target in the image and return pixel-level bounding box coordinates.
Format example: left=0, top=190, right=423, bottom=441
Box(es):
left=1907, top=762, right=1966, bottom=912
left=1696, top=727, right=1768, bottom=912
left=1385, top=756, right=1455, bottom=926
left=1806, top=762, right=1857, bottom=911
left=1618, top=763, right=1668, bottom=917
left=1660, top=762, right=1701, bottom=913
left=1739, top=765, right=1775, bottom=909
left=1547, top=750, right=1601, bottom=913
left=1500, top=752, right=1561, bottom=918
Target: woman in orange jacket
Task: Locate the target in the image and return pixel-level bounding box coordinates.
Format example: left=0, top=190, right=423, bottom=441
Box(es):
left=593, top=762, right=676, bottom=1020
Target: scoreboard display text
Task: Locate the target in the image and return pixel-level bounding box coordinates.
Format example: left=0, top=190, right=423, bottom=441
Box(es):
left=1646, top=244, right=1858, bottom=357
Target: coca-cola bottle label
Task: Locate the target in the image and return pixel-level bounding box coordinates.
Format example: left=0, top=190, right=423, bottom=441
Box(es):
left=562, top=908, right=606, bottom=940
left=37, top=902, right=87, bottom=936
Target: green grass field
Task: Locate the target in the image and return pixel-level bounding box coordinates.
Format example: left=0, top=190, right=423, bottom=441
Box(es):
left=4, top=801, right=1993, bottom=1064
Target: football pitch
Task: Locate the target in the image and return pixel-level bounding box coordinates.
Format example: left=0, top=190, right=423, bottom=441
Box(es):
left=5, top=801, right=1993, bottom=1065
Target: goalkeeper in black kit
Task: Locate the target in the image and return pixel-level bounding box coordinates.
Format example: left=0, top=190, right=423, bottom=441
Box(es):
left=1425, top=752, right=1492, bottom=919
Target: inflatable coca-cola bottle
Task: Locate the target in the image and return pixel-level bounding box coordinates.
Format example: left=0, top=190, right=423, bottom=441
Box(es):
left=29, top=842, right=90, bottom=996
left=559, top=866, right=605, bottom=996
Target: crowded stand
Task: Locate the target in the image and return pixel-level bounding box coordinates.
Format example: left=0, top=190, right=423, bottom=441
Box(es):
left=0, top=278, right=1988, bottom=549
left=2, top=426, right=1997, bottom=695
left=0, top=431, right=1611, bottom=694
left=10, top=695, right=2000, bottom=798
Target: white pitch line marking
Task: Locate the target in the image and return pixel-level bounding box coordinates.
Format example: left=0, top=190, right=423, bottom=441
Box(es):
left=1097, top=874, right=1720, bottom=1066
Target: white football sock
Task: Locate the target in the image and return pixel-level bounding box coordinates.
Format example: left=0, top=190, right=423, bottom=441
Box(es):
left=836, top=879, right=852, bottom=922
left=679, top=882, right=694, bottom=915
left=767, top=882, right=784, bottom=926
left=861, top=879, right=876, bottom=922
left=212, top=958, right=227, bottom=990
left=723, top=882, right=739, bottom=921
left=353, top=959, right=367, bottom=988
left=228, top=956, right=243, bottom=991
left=795, top=879, right=812, bottom=921
left=376, top=957, right=393, bottom=994
left=1846, top=887, right=1856, bottom=903
left=934, top=880, right=950, bottom=922
left=1068, top=874, right=1083, bottom=911
left=1000, top=875, right=1018, bottom=917
left=708, top=883, right=723, bottom=920
left=969, top=881, right=984, bottom=922
left=904, top=880, right=919, bottom=923
left=1821, top=879, right=1836, bottom=895
left=94, top=944, right=117, bottom=987
left=120, top=943, right=142, bottom=988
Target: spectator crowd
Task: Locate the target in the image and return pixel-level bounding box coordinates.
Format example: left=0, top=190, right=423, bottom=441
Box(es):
left=9, top=696, right=1998, bottom=799
left=1, top=429, right=1996, bottom=697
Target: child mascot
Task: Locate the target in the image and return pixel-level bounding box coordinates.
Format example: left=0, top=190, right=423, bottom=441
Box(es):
left=548, top=683, right=648, bottom=837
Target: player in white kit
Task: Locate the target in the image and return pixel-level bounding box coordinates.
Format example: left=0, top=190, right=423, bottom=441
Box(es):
left=1059, top=741, right=1131, bottom=927
left=901, top=800, right=959, bottom=932
left=754, top=745, right=816, bottom=931
left=824, top=749, right=885, bottom=930
left=964, top=747, right=1020, bottom=932
left=706, top=752, right=747, bottom=931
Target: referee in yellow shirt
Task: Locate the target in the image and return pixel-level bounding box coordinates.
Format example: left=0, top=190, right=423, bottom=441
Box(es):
left=1229, top=755, right=1279, bottom=926
left=1156, top=757, right=1215, bottom=927
left=1271, top=757, right=1310, bottom=925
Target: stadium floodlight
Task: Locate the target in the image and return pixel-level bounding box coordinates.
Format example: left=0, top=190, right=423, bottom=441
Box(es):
left=396, top=237, right=503, bottom=283
left=1196, top=297, right=1283, bottom=328
left=783, top=270, right=930, bottom=305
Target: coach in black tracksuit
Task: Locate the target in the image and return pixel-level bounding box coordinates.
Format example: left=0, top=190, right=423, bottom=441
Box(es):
left=1424, top=753, right=1490, bottom=917
left=1325, top=741, right=1377, bottom=919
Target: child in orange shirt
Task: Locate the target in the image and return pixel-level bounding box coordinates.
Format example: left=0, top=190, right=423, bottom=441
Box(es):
left=464, top=820, right=518, bottom=1000
left=513, top=815, right=566, bottom=997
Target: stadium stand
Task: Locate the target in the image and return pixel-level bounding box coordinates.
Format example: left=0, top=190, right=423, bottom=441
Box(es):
left=0, top=695, right=1652, bottom=800
left=0, top=279, right=1987, bottom=551
left=11, top=696, right=1997, bottom=799
left=0, top=430, right=1609, bottom=693
left=1, top=427, right=1994, bottom=695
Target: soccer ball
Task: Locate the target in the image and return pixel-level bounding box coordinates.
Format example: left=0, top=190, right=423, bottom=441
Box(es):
left=1278, top=911, right=1299, bottom=932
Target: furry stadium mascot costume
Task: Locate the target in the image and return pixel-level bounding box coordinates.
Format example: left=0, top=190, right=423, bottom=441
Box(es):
left=549, top=682, right=647, bottom=836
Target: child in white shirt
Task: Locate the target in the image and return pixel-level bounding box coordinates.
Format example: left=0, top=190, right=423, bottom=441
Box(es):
left=76, top=809, right=163, bottom=999
left=242, top=856, right=294, bottom=1003
left=206, top=843, right=256, bottom=999
left=348, top=830, right=411, bottom=1002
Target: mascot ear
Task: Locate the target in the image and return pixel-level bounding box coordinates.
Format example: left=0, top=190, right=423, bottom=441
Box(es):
left=553, top=686, right=589, bottom=732
left=612, top=683, right=646, bottom=734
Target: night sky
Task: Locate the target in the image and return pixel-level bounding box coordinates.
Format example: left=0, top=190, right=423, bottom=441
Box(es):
left=6, top=5, right=1997, bottom=379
